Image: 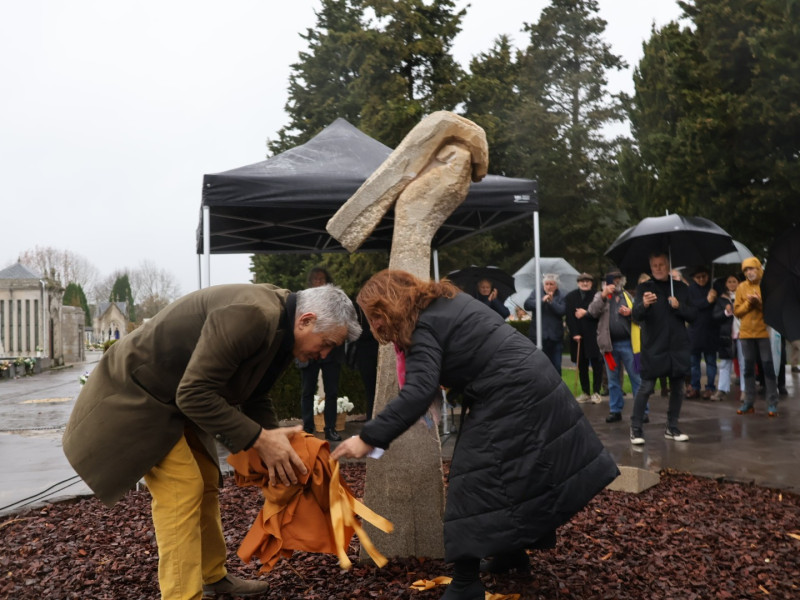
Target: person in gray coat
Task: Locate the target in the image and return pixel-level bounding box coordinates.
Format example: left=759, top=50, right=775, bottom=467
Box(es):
left=63, top=283, right=360, bottom=600
left=332, top=270, right=619, bottom=600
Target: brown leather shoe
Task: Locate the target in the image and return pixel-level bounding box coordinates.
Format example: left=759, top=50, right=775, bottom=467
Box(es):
left=203, top=574, right=269, bottom=597
left=685, top=388, right=699, bottom=399
left=701, top=390, right=713, bottom=400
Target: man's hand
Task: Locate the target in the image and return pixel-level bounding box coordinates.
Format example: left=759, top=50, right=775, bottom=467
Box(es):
left=575, top=308, right=587, bottom=319
left=618, top=305, right=631, bottom=317
left=331, top=435, right=374, bottom=461
left=668, top=296, right=679, bottom=309
left=643, top=291, right=658, bottom=307
left=602, top=284, right=616, bottom=297
left=252, top=426, right=307, bottom=486
left=488, top=288, right=498, bottom=301
left=707, top=289, right=718, bottom=304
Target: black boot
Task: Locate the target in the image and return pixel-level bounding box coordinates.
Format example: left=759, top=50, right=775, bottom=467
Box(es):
left=441, top=558, right=484, bottom=600
left=479, top=548, right=530, bottom=574
left=324, top=428, right=342, bottom=442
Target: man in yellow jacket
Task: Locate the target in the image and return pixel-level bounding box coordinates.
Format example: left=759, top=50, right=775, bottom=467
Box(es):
left=734, top=257, right=779, bottom=416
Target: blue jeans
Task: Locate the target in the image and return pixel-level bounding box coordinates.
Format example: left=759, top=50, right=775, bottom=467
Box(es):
left=690, top=351, right=717, bottom=391
left=606, top=340, right=641, bottom=415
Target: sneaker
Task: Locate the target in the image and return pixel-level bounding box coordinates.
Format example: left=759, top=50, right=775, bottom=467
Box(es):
left=630, top=427, right=645, bottom=445
left=590, top=393, right=603, bottom=404
left=605, top=412, right=622, bottom=423
left=711, top=390, right=726, bottom=401
left=737, top=403, right=754, bottom=415
left=664, top=427, right=689, bottom=442
left=203, top=574, right=270, bottom=597
left=768, top=405, right=778, bottom=417
left=575, top=393, right=590, bottom=404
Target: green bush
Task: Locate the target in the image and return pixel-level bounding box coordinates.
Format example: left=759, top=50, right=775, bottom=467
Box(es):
left=270, top=363, right=367, bottom=421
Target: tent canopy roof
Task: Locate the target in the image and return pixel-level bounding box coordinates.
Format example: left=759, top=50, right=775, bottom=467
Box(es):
left=198, top=118, right=538, bottom=255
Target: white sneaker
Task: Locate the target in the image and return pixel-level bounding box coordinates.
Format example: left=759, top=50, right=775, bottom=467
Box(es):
left=590, top=393, right=603, bottom=404
left=576, top=393, right=590, bottom=403
left=664, top=427, right=689, bottom=442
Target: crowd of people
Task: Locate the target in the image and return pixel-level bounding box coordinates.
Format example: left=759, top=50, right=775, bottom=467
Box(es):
left=504, top=253, right=795, bottom=445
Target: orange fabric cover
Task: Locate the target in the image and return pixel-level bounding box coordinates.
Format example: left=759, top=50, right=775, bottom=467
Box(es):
left=227, top=433, right=392, bottom=572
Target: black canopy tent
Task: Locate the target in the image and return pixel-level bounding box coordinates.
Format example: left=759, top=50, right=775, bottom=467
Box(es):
left=197, top=118, right=538, bottom=260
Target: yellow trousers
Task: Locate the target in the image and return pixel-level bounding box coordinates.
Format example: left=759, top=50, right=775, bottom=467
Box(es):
left=144, top=428, right=227, bottom=600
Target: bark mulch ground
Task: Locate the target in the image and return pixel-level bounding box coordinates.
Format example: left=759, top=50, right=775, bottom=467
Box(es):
left=2, top=463, right=799, bottom=599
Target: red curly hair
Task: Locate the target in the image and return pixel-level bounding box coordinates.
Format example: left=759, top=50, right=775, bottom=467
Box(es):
left=356, top=269, right=459, bottom=350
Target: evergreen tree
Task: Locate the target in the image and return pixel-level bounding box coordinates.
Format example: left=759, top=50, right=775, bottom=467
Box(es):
left=515, top=0, right=629, bottom=272
left=627, top=0, right=800, bottom=250
left=63, top=282, right=91, bottom=326
left=110, top=274, right=136, bottom=323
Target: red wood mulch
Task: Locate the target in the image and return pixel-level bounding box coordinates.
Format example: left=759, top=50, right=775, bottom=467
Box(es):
left=2, top=463, right=799, bottom=599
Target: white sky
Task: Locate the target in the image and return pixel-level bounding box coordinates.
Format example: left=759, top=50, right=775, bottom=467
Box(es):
left=0, top=0, right=683, bottom=297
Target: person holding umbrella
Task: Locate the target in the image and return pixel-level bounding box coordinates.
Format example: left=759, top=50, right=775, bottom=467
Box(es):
left=474, top=277, right=511, bottom=319
left=630, top=252, right=697, bottom=445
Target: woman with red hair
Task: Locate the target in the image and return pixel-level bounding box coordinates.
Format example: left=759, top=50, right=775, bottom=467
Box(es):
left=332, top=269, right=618, bottom=599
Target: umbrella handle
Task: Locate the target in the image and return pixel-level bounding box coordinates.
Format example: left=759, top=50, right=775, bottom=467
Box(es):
left=573, top=338, right=581, bottom=395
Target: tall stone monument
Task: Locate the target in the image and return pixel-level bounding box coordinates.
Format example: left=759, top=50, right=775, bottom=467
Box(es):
left=327, top=111, right=488, bottom=559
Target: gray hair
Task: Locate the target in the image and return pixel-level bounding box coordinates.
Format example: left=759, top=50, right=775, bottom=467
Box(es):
left=296, top=284, right=362, bottom=341
left=542, top=273, right=560, bottom=284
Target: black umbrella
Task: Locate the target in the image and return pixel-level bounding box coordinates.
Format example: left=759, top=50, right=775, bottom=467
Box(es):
left=445, top=265, right=516, bottom=302
left=762, top=225, right=800, bottom=340
left=605, top=214, right=736, bottom=294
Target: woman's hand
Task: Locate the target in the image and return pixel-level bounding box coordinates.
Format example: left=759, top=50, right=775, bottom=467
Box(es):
left=331, top=435, right=374, bottom=460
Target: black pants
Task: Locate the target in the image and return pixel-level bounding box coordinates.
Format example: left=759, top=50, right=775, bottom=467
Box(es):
left=632, top=376, right=684, bottom=430
left=300, top=360, right=341, bottom=432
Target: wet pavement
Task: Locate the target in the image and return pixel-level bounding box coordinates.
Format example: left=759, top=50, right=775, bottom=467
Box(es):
left=1, top=351, right=798, bottom=517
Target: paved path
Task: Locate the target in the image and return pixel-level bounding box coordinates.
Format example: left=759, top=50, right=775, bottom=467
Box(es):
left=1, top=352, right=798, bottom=517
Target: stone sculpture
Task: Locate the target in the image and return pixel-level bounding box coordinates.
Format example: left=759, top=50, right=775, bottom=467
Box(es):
left=327, top=111, right=488, bottom=559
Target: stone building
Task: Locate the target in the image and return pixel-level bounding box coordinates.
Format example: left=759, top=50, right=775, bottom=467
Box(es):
left=94, top=301, right=129, bottom=343
left=0, top=262, right=84, bottom=365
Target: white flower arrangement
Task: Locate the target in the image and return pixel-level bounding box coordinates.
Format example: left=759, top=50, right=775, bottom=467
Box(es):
left=312, top=394, right=354, bottom=415
left=79, top=371, right=90, bottom=385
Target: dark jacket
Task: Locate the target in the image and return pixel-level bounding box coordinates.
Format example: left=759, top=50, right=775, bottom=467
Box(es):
left=524, top=287, right=566, bottom=342
left=632, top=277, right=696, bottom=379
left=687, top=281, right=719, bottom=353
left=564, top=288, right=600, bottom=361
left=64, top=284, right=292, bottom=506
left=474, top=292, right=510, bottom=319
left=713, top=292, right=736, bottom=359
left=359, top=293, right=619, bottom=561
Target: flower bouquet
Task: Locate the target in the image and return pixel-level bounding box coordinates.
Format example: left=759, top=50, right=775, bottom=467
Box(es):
left=312, top=395, right=354, bottom=432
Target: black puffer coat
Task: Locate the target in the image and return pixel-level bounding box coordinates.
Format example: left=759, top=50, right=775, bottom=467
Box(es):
left=359, top=293, right=619, bottom=562
left=632, top=277, right=697, bottom=379
left=687, top=281, right=719, bottom=353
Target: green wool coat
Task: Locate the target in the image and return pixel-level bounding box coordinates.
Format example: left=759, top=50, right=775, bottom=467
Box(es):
left=63, top=284, right=292, bottom=506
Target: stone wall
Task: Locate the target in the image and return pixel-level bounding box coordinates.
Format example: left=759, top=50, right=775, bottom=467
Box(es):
left=61, top=306, right=85, bottom=364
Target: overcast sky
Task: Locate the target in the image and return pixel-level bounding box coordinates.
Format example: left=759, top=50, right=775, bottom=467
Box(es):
left=0, top=0, right=683, bottom=297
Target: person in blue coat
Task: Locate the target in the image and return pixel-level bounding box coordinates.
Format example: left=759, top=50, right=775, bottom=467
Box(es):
left=332, top=270, right=619, bottom=600
left=523, top=273, right=567, bottom=374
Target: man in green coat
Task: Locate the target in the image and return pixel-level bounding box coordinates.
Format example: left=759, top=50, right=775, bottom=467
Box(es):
left=63, top=283, right=361, bottom=599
